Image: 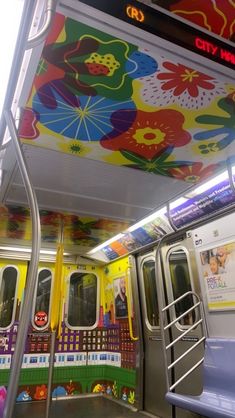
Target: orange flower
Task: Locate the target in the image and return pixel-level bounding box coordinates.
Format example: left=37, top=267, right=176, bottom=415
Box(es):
left=34, top=385, right=47, bottom=400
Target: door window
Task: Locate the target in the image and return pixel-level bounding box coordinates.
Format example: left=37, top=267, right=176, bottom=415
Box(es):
left=32, top=269, right=52, bottom=329
left=168, top=249, right=195, bottom=326
left=0, top=266, right=18, bottom=329
left=142, top=260, right=159, bottom=328
left=67, top=272, right=98, bottom=328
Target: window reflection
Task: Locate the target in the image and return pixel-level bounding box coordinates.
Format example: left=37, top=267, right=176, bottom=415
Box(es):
left=67, top=272, right=97, bottom=328
left=143, top=260, right=159, bottom=327
left=169, top=250, right=195, bottom=326
left=33, top=269, right=52, bottom=329
left=0, top=266, right=18, bottom=329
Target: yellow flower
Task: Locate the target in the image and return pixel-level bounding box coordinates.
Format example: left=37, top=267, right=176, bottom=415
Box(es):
left=58, top=140, right=91, bottom=156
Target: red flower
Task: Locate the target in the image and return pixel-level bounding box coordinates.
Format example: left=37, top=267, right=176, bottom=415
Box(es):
left=101, top=109, right=190, bottom=159
left=157, top=62, right=215, bottom=97
left=169, top=162, right=219, bottom=183
left=34, top=385, right=47, bottom=400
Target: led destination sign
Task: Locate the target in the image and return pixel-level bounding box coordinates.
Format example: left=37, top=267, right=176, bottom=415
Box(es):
left=79, top=0, right=235, bottom=70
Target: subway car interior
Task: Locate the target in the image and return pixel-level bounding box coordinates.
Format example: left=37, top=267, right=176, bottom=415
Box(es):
left=0, top=0, right=235, bottom=417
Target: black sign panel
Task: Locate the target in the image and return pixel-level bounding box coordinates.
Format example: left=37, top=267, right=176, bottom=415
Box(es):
left=79, top=0, right=235, bottom=70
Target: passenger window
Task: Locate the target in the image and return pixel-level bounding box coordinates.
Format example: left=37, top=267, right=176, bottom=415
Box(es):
left=33, top=269, right=52, bottom=329
left=67, top=272, right=98, bottom=328
left=0, top=266, right=18, bottom=329
left=143, top=260, right=159, bottom=327
left=169, top=249, right=195, bottom=326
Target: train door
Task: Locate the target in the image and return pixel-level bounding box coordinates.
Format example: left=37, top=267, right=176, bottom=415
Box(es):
left=137, top=252, right=171, bottom=418
left=160, top=238, right=204, bottom=418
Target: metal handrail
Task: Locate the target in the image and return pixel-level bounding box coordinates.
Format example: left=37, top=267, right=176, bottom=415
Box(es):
left=168, top=336, right=206, bottom=370
left=126, top=267, right=139, bottom=341
left=164, top=302, right=201, bottom=330
left=166, top=318, right=203, bottom=350
left=0, top=2, right=36, bottom=143
left=169, top=358, right=205, bottom=391
left=3, top=110, right=41, bottom=418
left=159, top=288, right=207, bottom=392
left=27, top=0, right=57, bottom=49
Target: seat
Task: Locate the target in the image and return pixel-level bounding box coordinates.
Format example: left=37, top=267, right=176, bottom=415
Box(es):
left=165, top=338, right=235, bottom=418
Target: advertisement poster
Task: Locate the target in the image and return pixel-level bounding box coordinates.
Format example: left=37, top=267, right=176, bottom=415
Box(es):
left=114, top=277, right=128, bottom=318
left=170, top=179, right=235, bottom=228
left=200, top=242, right=235, bottom=310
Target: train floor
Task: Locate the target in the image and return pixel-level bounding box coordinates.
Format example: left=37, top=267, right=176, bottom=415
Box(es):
left=14, top=395, right=148, bottom=418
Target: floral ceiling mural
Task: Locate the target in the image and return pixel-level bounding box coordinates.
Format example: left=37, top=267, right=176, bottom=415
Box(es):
left=19, top=13, right=235, bottom=184
left=153, top=0, right=235, bottom=42
left=0, top=206, right=129, bottom=251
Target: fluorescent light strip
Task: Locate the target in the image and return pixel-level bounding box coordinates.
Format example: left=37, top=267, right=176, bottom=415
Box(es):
left=170, top=197, right=188, bottom=210
left=88, top=207, right=167, bottom=255
left=88, top=233, right=124, bottom=254
left=128, top=207, right=167, bottom=232
left=185, top=170, right=228, bottom=198
left=0, top=247, right=69, bottom=256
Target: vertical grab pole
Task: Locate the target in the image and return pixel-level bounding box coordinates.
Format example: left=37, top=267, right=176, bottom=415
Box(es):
left=45, top=221, right=64, bottom=418
left=3, top=110, right=41, bottom=418
left=126, top=268, right=138, bottom=341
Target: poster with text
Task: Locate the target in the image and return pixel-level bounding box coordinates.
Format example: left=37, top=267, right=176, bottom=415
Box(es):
left=200, top=241, right=235, bottom=310
left=114, top=277, right=128, bottom=318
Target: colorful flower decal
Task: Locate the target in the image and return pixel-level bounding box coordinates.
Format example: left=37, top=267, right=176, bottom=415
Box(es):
left=125, top=50, right=158, bottom=78
left=58, top=140, right=91, bottom=156
left=36, top=17, right=137, bottom=104
left=194, top=98, right=235, bottom=150
left=158, top=62, right=215, bottom=96
left=169, top=162, right=221, bottom=183
left=121, top=147, right=191, bottom=176
left=33, top=90, right=136, bottom=141
left=101, top=109, right=191, bottom=159
left=34, top=385, right=47, bottom=400
left=19, top=108, right=40, bottom=140
left=16, top=389, right=32, bottom=402
left=168, top=0, right=235, bottom=42
left=140, top=61, right=226, bottom=109
left=0, top=386, right=6, bottom=409
left=52, top=386, right=67, bottom=398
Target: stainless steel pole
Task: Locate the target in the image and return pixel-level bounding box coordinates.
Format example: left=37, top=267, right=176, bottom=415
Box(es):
left=27, top=0, right=58, bottom=49
left=0, top=1, right=36, bottom=143
left=45, top=330, right=56, bottom=418
left=3, top=110, right=41, bottom=418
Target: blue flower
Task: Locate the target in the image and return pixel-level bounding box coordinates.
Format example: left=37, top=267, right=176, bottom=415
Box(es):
left=32, top=88, right=136, bottom=141
left=125, top=51, right=158, bottom=78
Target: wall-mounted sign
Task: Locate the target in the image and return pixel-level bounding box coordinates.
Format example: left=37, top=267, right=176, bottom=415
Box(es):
left=34, top=311, right=48, bottom=327
left=199, top=241, right=235, bottom=311
left=126, top=5, right=145, bottom=22
left=170, top=179, right=235, bottom=229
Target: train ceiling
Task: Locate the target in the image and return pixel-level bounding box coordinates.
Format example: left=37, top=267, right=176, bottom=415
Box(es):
left=18, top=11, right=235, bottom=184
left=1, top=0, right=235, bottom=254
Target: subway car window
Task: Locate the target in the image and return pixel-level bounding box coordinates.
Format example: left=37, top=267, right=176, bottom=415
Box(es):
left=67, top=272, right=98, bottom=328
left=143, top=260, right=159, bottom=327
left=0, top=266, right=18, bottom=329
left=169, top=249, right=195, bottom=326
left=33, top=269, right=52, bottom=329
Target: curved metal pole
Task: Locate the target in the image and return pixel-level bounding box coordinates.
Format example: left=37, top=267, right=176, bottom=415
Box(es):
left=167, top=201, right=177, bottom=232
left=3, top=110, right=41, bottom=418
left=0, top=1, right=36, bottom=143
left=26, top=0, right=57, bottom=49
